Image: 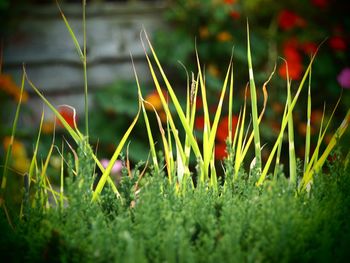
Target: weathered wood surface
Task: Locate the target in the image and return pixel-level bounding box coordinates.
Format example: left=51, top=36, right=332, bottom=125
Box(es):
left=3, top=2, right=167, bottom=119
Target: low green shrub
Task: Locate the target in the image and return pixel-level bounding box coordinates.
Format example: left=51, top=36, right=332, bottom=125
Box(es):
left=1, top=2, right=350, bottom=262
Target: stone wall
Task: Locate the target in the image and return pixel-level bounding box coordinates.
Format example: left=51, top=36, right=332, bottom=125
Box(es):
left=3, top=2, right=167, bottom=119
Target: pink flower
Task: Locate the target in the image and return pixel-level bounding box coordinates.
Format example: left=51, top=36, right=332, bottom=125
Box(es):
left=100, top=159, right=123, bottom=174
left=337, top=68, right=350, bottom=89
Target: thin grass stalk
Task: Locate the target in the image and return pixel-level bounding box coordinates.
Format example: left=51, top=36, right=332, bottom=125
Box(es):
left=304, top=69, right=312, bottom=172
left=273, top=100, right=288, bottom=179
left=1, top=71, right=26, bottom=207
left=300, top=109, right=350, bottom=191
left=287, top=79, right=297, bottom=186
left=131, top=56, right=159, bottom=173
left=92, top=99, right=141, bottom=202
left=141, top=30, right=202, bottom=162
left=56, top=1, right=84, bottom=61
left=204, top=60, right=232, bottom=179
left=60, top=143, right=64, bottom=210
left=228, top=67, right=234, bottom=145
left=246, top=22, right=262, bottom=172
left=240, top=66, right=274, bottom=164
left=235, top=98, right=247, bottom=178
left=300, top=98, right=342, bottom=188
left=257, top=51, right=317, bottom=186
left=82, top=0, right=89, bottom=139
left=141, top=37, right=193, bottom=182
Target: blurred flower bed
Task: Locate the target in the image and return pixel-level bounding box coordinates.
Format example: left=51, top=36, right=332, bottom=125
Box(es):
left=153, top=0, right=350, bottom=161
left=1, top=0, right=350, bottom=183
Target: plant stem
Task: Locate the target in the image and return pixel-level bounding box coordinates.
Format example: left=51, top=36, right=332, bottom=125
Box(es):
left=83, top=0, right=89, bottom=139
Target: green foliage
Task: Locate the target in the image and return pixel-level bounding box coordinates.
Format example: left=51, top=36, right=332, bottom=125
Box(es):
left=1, top=157, right=350, bottom=262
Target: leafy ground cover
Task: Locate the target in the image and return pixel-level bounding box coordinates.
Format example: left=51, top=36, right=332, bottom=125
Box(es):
left=1, top=154, right=350, bottom=262
left=1, top=2, right=350, bottom=262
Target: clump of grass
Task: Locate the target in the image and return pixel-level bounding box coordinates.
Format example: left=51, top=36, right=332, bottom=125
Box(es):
left=1, top=2, right=350, bottom=262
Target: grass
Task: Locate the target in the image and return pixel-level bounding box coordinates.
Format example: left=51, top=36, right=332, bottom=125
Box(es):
left=1, top=2, right=350, bottom=262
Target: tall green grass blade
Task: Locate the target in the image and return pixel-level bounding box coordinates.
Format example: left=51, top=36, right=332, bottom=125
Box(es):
left=228, top=67, right=234, bottom=145
left=82, top=0, right=89, bottom=139
left=257, top=51, right=318, bottom=186
left=92, top=99, right=141, bottom=202
left=300, top=98, right=342, bottom=189
left=287, top=79, right=297, bottom=186
left=56, top=0, right=84, bottom=61
left=273, top=100, right=288, bottom=179
left=60, top=143, right=65, bottom=209
left=246, top=21, right=262, bottom=172
left=205, top=60, right=232, bottom=177
left=142, top=30, right=202, bottom=164
left=131, top=55, right=159, bottom=173
left=304, top=69, right=312, bottom=172
left=25, top=69, right=82, bottom=143
left=240, top=65, right=275, bottom=165
left=235, top=91, right=247, bottom=177
left=1, top=71, right=26, bottom=208
left=301, top=109, right=350, bottom=191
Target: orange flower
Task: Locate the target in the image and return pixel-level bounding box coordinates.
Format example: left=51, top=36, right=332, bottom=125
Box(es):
left=56, top=105, right=77, bottom=128
left=199, top=27, right=210, bottom=39
left=207, top=64, right=220, bottom=77
left=42, top=120, right=55, bottom=134
left=144, top=89, right=166, bottom=111
left=216, top=31, right=232, bottom=42
left=216, top=115, right=238, bottom=142
left=3, top=137, right=30, bottom=173
left=277, top=10, right=306, bottom=31
left=224, top=0, right=236, bottom=4
left=0, top=74, right=29, bottom=102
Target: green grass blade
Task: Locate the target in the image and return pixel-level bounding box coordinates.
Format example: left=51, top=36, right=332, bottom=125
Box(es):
left=247, top=21, right=262, bottom=172
left=92, top=99, right=141, bottom=202
left=228, top=67, right=234, bottom=145
left=257, top=51, right=318, bottom=186
left=131, top=55, right=159, bottom=173
left=301, top=109, right=350, bottom=191
left=25, top=69, right=82, bottom=143
left=240, top=65, right=274, bottom=165
left=205, top=60, right=232, bottom=176
left=142, top=30, right=202, bottom=163
left=304, top=69, right=312, bottom=172
left=287, top=79, right=297, bottom=186
left=1, top=71, right=26, bottom=207
left=82, top=0, right=89, bottom=139
left=56, top=0, right=84, bottom=61
left=300, top=97, right=342, bottom=189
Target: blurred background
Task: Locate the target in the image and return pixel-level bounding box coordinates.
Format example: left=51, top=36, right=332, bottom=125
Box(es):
left=0, top=0, right=349, bottom=184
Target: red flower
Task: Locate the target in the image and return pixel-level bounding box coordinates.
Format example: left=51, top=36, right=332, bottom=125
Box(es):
left=277, top=10, right=306, bottom=30
left=278, top=40, right=303, bottom=80
left=278, top=61, right=303, bottom=80
left=216, top=115, right=238, bottom=142
left=329, top=36, right=346, bottom=51
left=311, top=0, right=328, bottom=8
left=300, top=42, right=318, bottom=55
left=224, top=0, right=235, bottom=4
left=229, top=11, right=240, bottom=20
left=215, top=143, right=227, bottom=160
left=195, top=115, right=205, bottom=130
left=57, top=105, right=77, bottom=128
